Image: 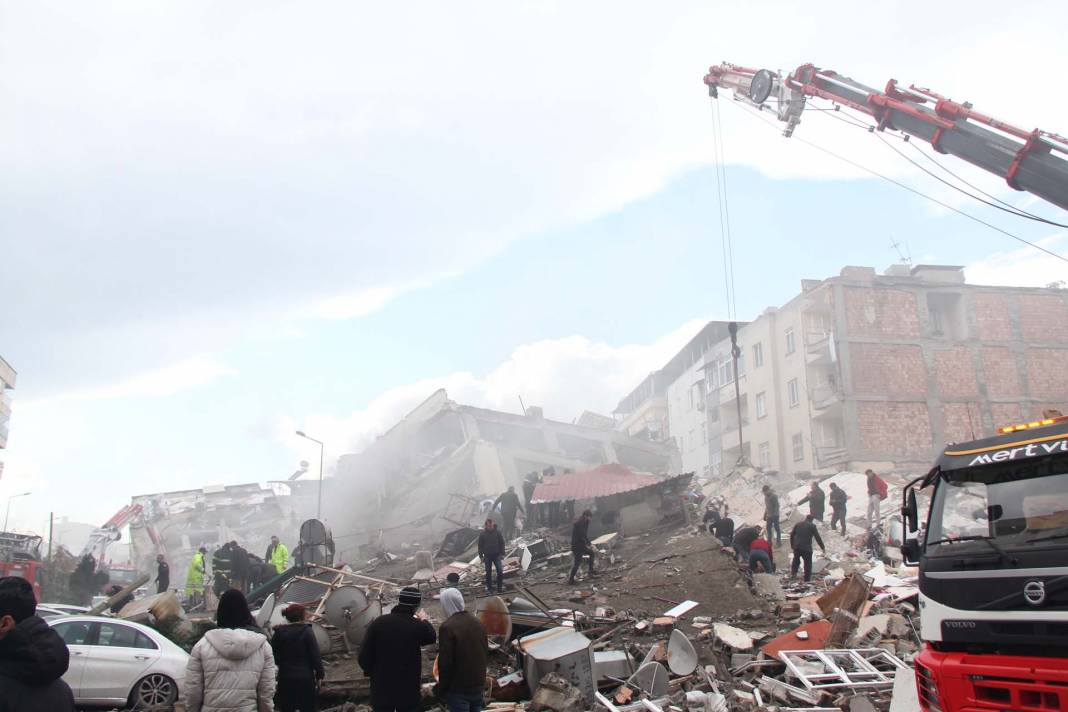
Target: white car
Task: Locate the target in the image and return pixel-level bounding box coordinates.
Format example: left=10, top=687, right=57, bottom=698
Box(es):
left=48, top=615, right=188, bottom=708
left=39, top=603, right=90, bottom=615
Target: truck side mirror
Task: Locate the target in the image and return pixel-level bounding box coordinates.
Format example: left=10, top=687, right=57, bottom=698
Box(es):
left=905, top=489, right=919, bottom=533
left=901, top=538, right=921, bottom=567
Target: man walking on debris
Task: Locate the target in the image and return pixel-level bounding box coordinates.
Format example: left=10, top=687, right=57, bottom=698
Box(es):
left=266, top=535, right=290, bottom=574
left=761, top=485, right=782, bottom=546
left=0, top=576, right=76, bottom=711
left=712, top=513, right=735, bottom=547
left=829, top=483, right=848, bottom=535
left=789, top=515, right=826, bottom=582
left=492, top=486, right=525, bottom=540
left=155, top=554, right=170, bottom=594
left=798, top=481, right=826, bottom=522
left=866, top=470, right=882, bottom=530
left=359, top=586, right=437, bottom=712
left=435, top=588, right=488, bottom=712
left=568, top=509, right=597, bottom=586
left=732, top=524, right=760, bottom=563
left=702, top=502, right=721, bottom=534
left=186, top=546, right=207, bottom=606
left=477, top=519, right=506, bottom=594
left=748, top=532, right=775, bottom=573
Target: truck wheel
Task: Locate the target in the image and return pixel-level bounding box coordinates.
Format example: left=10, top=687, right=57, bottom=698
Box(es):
left=129, top=673, right=178, bottom=709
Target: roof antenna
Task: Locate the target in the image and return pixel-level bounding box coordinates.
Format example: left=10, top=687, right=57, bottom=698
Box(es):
left=890, top=236, right=913, bottom=266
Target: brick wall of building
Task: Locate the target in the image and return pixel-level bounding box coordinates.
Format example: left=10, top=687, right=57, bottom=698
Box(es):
left=1026, top=348, right=1068, bottom=399
left=850, top=343, right=926, bottom=396
left=844, top=287, right=921, bottom=339
left=981, top=347, right=1022, bottom=398
left=934, top=346, right=978, bottom=398
left=1018, top=294, right=1068, bottom=344
left=989, top=402, right=1024, bottom=427
left=856, top=401, right=933, bottom=458
left=973, top=292, right=1014, bottom=341
left=942, top=403, right=982, bottom=443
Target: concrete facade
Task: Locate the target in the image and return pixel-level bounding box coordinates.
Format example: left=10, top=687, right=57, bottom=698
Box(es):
left=0, top=356, right=15, bottom=460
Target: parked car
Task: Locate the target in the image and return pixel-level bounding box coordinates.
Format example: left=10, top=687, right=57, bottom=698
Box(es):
left=47, top=615, right=187, bottom=708
left=35, top=605, right=73, bottom=619
left=39, top=603, right=90, bottom=615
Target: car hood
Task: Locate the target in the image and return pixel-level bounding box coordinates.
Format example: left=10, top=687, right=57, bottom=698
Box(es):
left=0, top=615, right=70, bottom=685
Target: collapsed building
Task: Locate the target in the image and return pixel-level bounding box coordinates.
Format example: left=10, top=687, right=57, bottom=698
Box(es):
left=331, top=389, right=681, bottom=556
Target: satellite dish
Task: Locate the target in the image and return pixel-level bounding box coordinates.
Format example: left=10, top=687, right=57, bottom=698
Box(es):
left=323, top=586, right=380, bottom=647
left=255, top=593, right=275, bottom=629
left=311, top=622, right=333, bottom=655
left=749, top=69, right=776, bottom=104
left=667, top=629, right=698, bottom=676
left=628, top=661, right=669, bottom=697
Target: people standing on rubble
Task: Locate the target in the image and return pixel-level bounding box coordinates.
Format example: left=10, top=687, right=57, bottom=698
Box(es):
left=492, top=485, right=525, bottom=541
left=186, top=588, right=276, bottom=712
left=155, top=554, right=170, bottom=594
left=732, top=524, right=760, bottom=563
left=186, top=546, right=207, bottom=606
left=270, top=603, right=324, bottom=712
left=212, top=542, right=234, bottom=596
left=748, top=533, right=775, bottom=573
left=712, top=513, right=735, bottom=547
left=568, top=509, right=597, bottom=586
left=477, top=519, right=506, bottom=594
left=798, top=482, right=826, bottom=522
left=107, top=584, right=134, bottom=614
left=266, top=535, right=290, bottom=575
left=789, top=515, right=827, bottom=582
left=866, top=470, right=883, bottom=530
left=702, top=502, right=721, bottom=534
left=761, top=485, right=782, bottom=546
left=230, top=541, right=250, bottom=593
left=435, top=587, right=488, bottom=712
left=0, top=576, right=77, bottom=711
left=358, top=586, right=437, bottom=712
left=829, top=483, right=848, bottom=535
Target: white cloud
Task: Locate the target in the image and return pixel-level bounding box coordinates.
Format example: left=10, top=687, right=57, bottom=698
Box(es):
left=24, top=356, right=236, bottom=407
left=965, top=234, right=1068, bottom=287
left=278, top=318, right=708, bottom=472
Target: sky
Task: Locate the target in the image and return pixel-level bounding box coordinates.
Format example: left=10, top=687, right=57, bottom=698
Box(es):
left=1, top=1, right=1066, bottom=538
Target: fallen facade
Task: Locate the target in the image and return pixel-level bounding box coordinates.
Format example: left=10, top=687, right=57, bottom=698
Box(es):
left=331, top=389, right=680, bottom=556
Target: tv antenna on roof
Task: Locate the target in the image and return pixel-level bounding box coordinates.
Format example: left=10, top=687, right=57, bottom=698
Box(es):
left=890, top=236, right=913, bottom=266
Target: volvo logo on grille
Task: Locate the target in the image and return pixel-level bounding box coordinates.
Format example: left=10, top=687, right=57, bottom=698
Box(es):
left=1023, top=580, right=1047, bottom=606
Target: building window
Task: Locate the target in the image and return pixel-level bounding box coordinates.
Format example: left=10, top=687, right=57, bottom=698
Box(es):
left=788, top=378, right=800, bottom=408
left=753, top=342, right=764, bottom=368
left=758, top=442, right=770, bottom=468
left=792, top=432, right=804, bottom=462
left=717, top=358, right=734, bottom=387
left=755, top=392, right=767, bottom=419
left=785, top=327, right=796, bottom=355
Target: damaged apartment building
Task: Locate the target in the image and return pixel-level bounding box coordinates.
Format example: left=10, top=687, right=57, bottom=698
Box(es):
left=332, top=389, right=680, bottom=554
left=615, top=263, right=1068, bottom=478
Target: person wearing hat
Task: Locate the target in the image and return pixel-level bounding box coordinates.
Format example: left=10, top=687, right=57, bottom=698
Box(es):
left=358, top=586, right=437, bottom=712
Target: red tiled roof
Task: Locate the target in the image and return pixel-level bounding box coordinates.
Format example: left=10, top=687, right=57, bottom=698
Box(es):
left=530, top=463, right=671, bottom=504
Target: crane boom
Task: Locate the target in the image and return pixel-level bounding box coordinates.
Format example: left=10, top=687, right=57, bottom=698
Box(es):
left=704, top=62, right=1068, bottom=211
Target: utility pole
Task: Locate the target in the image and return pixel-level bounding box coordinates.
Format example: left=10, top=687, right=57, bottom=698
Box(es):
left=728, top=322, right=746, bottom=464
left=47, top=512, right=53, bottom=561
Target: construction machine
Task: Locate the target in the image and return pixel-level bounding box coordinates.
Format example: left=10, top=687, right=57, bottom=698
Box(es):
left=705, top=62, right=1068, bottom=712
left=0, top=531, right=44, bottom=599
left=79, top=504, right=144, bottom=569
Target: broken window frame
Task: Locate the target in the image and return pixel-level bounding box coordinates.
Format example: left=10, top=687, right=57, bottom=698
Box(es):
left=778, top=648, right=908, bottom=691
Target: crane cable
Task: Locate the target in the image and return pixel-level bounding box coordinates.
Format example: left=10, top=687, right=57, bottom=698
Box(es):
left=726, top=99, right=1068, bottom=266
left=710, top=98, right=739, bottom=320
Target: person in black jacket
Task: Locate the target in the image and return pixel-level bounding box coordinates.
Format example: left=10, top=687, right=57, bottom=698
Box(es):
left=798, top=482, right=826, bottom=522
left=492, top=486, right=525, bottom=540
left=271, top=604, right=324, bottom=712
left=155, top=554, right=170, bottom=594
left=435, top=588, right=488, bottom=712
left=568, top=509, right=596, bottom=585
left=358, top=586, right=437, bottom=712
left=789, top=515, right=827, bottom=582
left=761, top=485, right=782, bottom=546
left=702, top=503, right=721, bottom=534
left=829, top=483, right=848, bottom=535
left=230, top=541, right=251, bottom=593
left=0, top=576, right=76, bottom=712
left=477, top=519, right=506, bottom=594
left=712, top=516, right=735, bottom=547
left=732, top=525, right=761, bottom=563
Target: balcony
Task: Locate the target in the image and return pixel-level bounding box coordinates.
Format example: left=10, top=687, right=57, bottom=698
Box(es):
left=805, top=331, right=835, bottom=365
left=810, top=383, right=843, bottom=414
left=814, top=445, right=848, bottom=468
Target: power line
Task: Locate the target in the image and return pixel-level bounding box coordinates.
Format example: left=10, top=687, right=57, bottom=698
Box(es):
left=726, top=100, right=1068, bottom=265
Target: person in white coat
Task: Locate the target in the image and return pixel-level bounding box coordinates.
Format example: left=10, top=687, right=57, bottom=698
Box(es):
left=186, top=589, right=276, bottom=712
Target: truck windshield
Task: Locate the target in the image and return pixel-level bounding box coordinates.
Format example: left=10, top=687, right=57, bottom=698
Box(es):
left=926, top=457, right=1068, bottom=552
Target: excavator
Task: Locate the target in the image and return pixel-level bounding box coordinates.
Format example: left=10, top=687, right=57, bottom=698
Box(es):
left=705, top=63, right=1068, bottom=712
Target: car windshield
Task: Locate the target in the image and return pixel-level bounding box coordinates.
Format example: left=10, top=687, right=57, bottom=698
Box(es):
left=926, top=457, right=1068, bottom=552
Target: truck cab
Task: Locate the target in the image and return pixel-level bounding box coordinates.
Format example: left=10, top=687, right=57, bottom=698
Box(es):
left=901, top=415, right=1068, bottom=712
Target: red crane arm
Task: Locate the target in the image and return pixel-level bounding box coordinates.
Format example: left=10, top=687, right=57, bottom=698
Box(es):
left=704, top=62, right=1068, bottom=211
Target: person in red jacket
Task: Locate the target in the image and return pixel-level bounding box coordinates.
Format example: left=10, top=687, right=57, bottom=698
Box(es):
left=748, top=535, right=775, bottom=574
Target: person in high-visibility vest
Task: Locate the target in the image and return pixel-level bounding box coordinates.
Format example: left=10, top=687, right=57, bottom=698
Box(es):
left=186, top=547, right=207, bottom=605
left=265, top=536, right=289, bottom=574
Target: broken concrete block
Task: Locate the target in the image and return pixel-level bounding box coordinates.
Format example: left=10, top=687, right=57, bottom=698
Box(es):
left=530, top=672, right=586, bottom=712
left=730, top=653, right=754, bottom=669
left=651, top=616, right=676, bottom=632
left=752, top=573, right=785, bottom=600
left=711, top=623, right=752, bottom=651
left=777, top=601, right=802, bottom=620
left=848, top=694, right=879, bottom=712
left=889, top=667, right=919, bottom=712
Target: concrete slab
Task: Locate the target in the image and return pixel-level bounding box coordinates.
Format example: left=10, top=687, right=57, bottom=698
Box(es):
left=890, top=667, right=919, bottom=712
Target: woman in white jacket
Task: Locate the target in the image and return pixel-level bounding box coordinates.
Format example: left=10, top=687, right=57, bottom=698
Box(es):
left=186, top=588, right=277, bottom=712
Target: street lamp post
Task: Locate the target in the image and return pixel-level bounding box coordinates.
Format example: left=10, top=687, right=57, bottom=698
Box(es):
left=295, top=431, right=324, bottom=520
left=3, top=492, right=31, bottom=532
